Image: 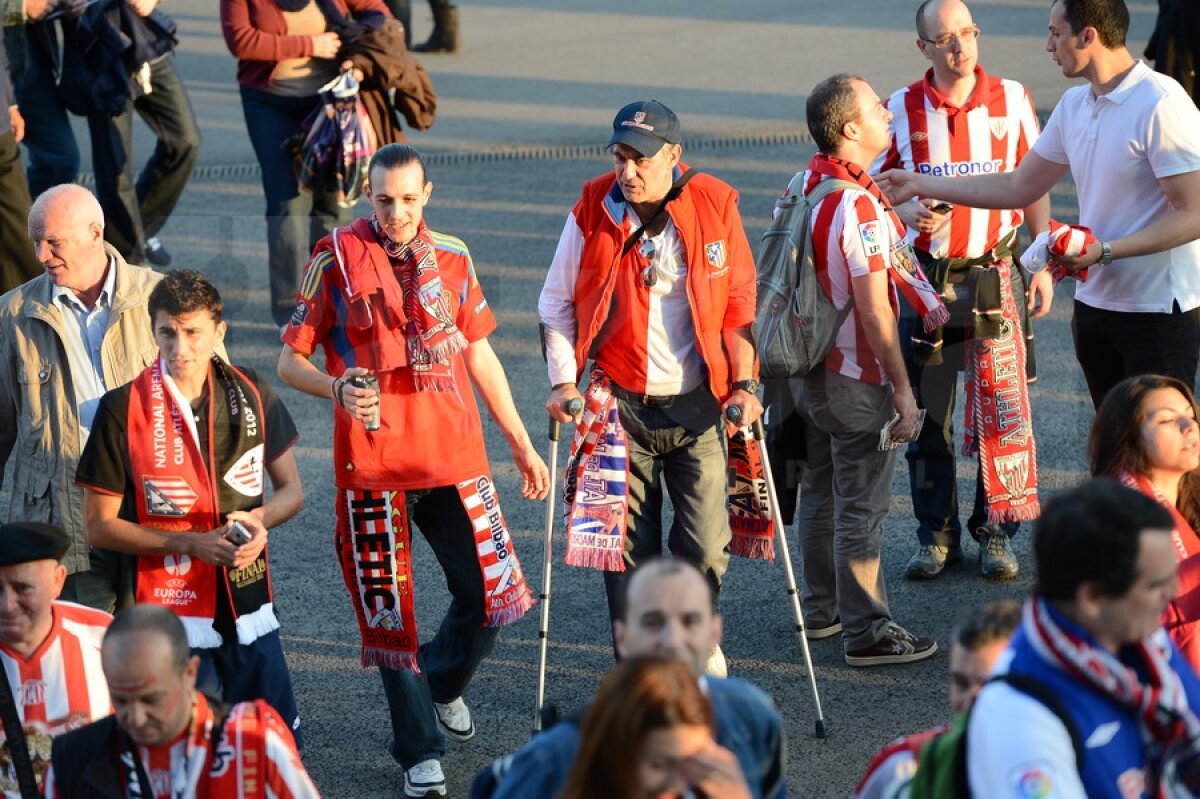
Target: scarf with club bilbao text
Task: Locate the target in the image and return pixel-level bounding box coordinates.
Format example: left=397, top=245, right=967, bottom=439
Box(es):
left=337, top=477, right=533, bottom=671
left=126, top=356, right=276, bottom=648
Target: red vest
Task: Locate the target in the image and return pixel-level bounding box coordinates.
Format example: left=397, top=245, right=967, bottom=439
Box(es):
left=569, top=166, right=756, bottom=399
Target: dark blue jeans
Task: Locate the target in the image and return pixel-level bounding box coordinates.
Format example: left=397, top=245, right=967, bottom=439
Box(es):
left=239, top=86, right=352, bottom=326
left=380, top=486, right=500, bottom=769
left=87, top=54, right=200, bottom=264
left=899, top=314, right=1019, bottom=549
left=194, top=629, right=303, bottom=748
left=14, top=24, right=79, bottom=197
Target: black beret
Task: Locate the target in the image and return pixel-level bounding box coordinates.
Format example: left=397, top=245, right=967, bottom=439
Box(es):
left=0, top=522, right=70, bottom=566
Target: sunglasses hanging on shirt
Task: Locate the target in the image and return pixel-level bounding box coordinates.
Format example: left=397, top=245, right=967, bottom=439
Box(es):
left=639, top=236, right=658, bottom=287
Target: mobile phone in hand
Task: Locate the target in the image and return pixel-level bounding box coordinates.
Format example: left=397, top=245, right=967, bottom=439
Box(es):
left=225, top=521, right=252, bottom=547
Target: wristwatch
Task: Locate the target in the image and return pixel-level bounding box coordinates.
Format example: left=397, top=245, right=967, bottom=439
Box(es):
left=732, top=378, right=760, bottom=394
left=1098, top=240, right=1113, bottom=265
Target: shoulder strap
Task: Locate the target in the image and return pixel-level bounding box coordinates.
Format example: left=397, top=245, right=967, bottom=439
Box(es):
left=785, top=176, right=861, bottom=315
left=620, top=168, right=702, bottom=257
left=989, top=673, right=1085, bottom=768
left=0, top=662, right=41, bottom=799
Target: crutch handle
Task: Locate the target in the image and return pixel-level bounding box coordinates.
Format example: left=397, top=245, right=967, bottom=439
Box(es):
left=548, top=398, right=584, bottom=442
left=724, top=406, right=766, bottom=441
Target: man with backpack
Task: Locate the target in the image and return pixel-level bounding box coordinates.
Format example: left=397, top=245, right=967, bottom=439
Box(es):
left=537, top=101, right=761, bottom=674
left=874, top=0, right=1049, bottom=583
left=852, top=600, right=1020, bottom=798
left=968, top=480, right=1200, bottom=797
left=784, top=74, right=947, bottom=667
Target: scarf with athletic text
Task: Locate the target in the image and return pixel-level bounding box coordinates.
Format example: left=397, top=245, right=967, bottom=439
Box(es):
left=126, top=357, right=275, bottom=648
left=806, top=153, right=950, bottom=333
left=961, top=257, right=1040, bottom=524
left=372, top=217, right=467, bottom=392
left=562, top=371, right=773, bottom=570
left=1025, top=597, right=1200, bottom=797
left=337, top=478, right=533, bottom=671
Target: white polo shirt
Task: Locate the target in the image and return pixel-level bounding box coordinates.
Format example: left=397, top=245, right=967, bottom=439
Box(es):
left=1033, top=60, right=1200, bottom=313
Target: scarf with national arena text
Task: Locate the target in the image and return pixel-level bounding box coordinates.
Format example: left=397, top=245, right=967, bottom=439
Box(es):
left=562, top=371, right=774, bottom=570
left=805, top=153, right=950, bottom=334
left=961, top=257, right=1041, bottom=525
left=126, top=356, right=275, bottom=648
left=337, top=476, right=533, bottom=671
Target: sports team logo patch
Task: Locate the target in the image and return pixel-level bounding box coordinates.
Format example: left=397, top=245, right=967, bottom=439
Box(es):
left=633, top=110, right=646, bottom=124
left=994, top=451, right=1030, bottom=501
left=990, top=118, right=1008, bottom=139
left=911, top=131, right=927, bottom=142
left=858, top=220, right=882, bottom=257
left=223, top=444, right=264, bottom=497
left=290, top=300, right=309, bottom=328
left=143, top=476, right=198, bottom=517
left=705, top=240, right=727, bottom=269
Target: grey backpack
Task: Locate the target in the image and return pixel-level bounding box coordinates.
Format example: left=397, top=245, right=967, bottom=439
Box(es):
left=754, top=176, right=858, bottom=378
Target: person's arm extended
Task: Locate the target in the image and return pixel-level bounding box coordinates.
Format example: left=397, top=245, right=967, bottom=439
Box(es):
left=879, top=151, right=1068, bottom=212
left=851, top=270, right=919, bottom=436
left=463, top=337, right=549, bottom=500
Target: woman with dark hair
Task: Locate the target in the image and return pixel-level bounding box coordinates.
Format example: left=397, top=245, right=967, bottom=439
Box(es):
left=219, top=0, right=390, bottom=330
left=558, top=658, right=751, bottom=799
left=1090, top=373, right=1200, bottom=665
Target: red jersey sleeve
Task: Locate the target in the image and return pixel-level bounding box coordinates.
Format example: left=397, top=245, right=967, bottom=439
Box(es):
left=840, top=192, right=891, bottom=277
left=281, top=249, right=338, bottom=357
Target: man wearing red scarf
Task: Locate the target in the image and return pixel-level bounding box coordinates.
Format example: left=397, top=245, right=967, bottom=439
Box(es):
left=783, top=74, right=948, bottom=667
left=278, top=143, right=548, bottom=798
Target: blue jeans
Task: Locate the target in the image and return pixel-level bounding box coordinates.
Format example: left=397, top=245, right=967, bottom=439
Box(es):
left=194, top=629, right=303, bottom=748
left=601, top=386, right=731, bottom=621
left=87, top=54, right=200, bottom=264
left=380, top=486, right=500, bottom=769
left=239, top=86, right=352, bottom=326
left=898, top=314, right=1019, bottom=549
left=14, top=24, right=79, bottom=196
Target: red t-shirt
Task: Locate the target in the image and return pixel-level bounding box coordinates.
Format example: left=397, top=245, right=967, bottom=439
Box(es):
left=282, top=227, right=497, bottom=490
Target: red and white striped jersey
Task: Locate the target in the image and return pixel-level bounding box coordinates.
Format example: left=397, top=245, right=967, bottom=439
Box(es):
left=803, top=173, right=902, bottom=385
left=874, top=66, right=1040, bottom=259
left=0, top=601, right=111, bottom=798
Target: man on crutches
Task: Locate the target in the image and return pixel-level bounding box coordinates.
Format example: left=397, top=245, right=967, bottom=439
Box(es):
left=774, top=74, right=944, bottom=667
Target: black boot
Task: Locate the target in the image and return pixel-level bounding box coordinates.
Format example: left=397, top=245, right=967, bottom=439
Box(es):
left=413, top=4, right=461, bottom=53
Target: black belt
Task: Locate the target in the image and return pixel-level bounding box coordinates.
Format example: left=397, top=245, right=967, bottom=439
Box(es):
left=610, top=383, right=678, bottom=407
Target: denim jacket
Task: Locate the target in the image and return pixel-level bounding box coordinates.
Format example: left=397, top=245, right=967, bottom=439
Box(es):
left=492, top=675, right=786, bottom=799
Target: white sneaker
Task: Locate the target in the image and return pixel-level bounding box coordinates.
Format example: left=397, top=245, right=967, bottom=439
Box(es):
left=433, top=697, right=475, bottom=741
left=404, top=759, right=446, bottom=797
left=704, top=645, right=728, bottom=677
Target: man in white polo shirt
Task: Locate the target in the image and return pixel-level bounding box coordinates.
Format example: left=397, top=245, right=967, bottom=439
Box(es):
left=880, top=0, right=1200, bottom=409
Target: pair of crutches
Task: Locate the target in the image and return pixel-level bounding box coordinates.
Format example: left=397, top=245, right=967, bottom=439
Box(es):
left=531, top=396, right=828, bottom=738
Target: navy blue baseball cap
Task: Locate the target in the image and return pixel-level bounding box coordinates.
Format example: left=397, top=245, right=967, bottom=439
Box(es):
left=607, top=100, right=682, bottom=156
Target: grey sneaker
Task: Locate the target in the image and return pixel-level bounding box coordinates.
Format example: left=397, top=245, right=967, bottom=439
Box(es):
left=904, top=544, right=962, bottom=580
left=845, top=623, right=938, bottom=667
left=980, top=531, right=1020, bottom=580
left=805, top=617, right=843, bottom=640
left=433, top=697, right=475, bottom=742
left=404, top=759, right=446, bottom=797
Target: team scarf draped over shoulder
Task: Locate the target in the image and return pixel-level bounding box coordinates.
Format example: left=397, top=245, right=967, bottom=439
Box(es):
left=561, top=370, right=774, bottom=570
left=337, top=478, right=533, bottom=672
left=1025, top=597, right=1200, bottom=797
left=806, top=153, right=950, bottom=333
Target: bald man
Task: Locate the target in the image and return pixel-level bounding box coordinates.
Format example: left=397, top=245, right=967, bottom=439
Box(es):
left=0, top=185, right=163, bottom=613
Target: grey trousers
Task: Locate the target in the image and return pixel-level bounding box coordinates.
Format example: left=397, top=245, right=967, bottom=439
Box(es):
left=797, top=367, right=898, bottom=651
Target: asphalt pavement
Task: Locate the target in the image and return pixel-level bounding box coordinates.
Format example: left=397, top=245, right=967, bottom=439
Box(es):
left=12, top=0, right=1165, bottom=795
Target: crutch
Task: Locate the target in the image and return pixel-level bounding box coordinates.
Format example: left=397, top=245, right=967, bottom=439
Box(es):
left=533, top=393, right=583, bottom=733
left=728, top=405, right=829, bottom=738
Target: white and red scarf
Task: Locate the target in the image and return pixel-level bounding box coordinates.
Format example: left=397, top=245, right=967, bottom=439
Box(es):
left=1119, top=471, right=1200, bottom=562
left=562, top=371, right=774, bottom=570
left=127, top=357, right=276, bottom=648
left=961, top=257, right=1041, bottom=524
left=1020, top=219, right=1096, bottom=285
left=1026, top=597, right=1200, bottom=797
left=337, top=477, right=533, bottom=671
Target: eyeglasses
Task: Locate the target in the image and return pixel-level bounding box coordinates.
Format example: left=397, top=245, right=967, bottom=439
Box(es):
left=920, top=25, right=980, bottom=49
left=639, top=237, right=658, bottom=287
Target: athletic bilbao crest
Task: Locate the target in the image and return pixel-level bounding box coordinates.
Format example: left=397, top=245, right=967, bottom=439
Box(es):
left=989, top=118, right=1008, bottom=139
left=705, top=240, right=726, bottom=269
left=223, top=444, right=265, bottom=497
left=994, top=452, right=1030, bottom=500
left=143, top=476, right=197, bottom=516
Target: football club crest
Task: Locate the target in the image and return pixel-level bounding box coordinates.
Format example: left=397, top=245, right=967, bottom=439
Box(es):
left=289, top=300, right=309, bottom=328
left=858, top=220, right=882, bottom=257
left=705, top=240, right=727, bottom=269
left=143, top=476, right=197, bottom=517
left=223, top=444, right=265, bottom=497
left=990, top=118, right=1008, bottom=139
left=911, top=131, right=928, bottom=143
left=633, top=110, right=646, bottom=124
left=994, top=452, right=1030, bottom=500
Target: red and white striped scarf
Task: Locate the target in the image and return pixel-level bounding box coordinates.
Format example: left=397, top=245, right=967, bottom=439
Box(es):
left=1020, top=219, right=1095, bottom=285
left=1026, top=597, right=1200, bottom=797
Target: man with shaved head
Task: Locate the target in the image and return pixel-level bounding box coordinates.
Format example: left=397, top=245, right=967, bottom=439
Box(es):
left=873, top=0, right=1049, bottom=583
left=0, top=185, right=162, bottom=614
left=43, top=605, right=319, bottom=798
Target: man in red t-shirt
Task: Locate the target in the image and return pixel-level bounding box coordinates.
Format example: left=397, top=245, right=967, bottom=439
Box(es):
left=278, top=143, right=548, bottom=798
